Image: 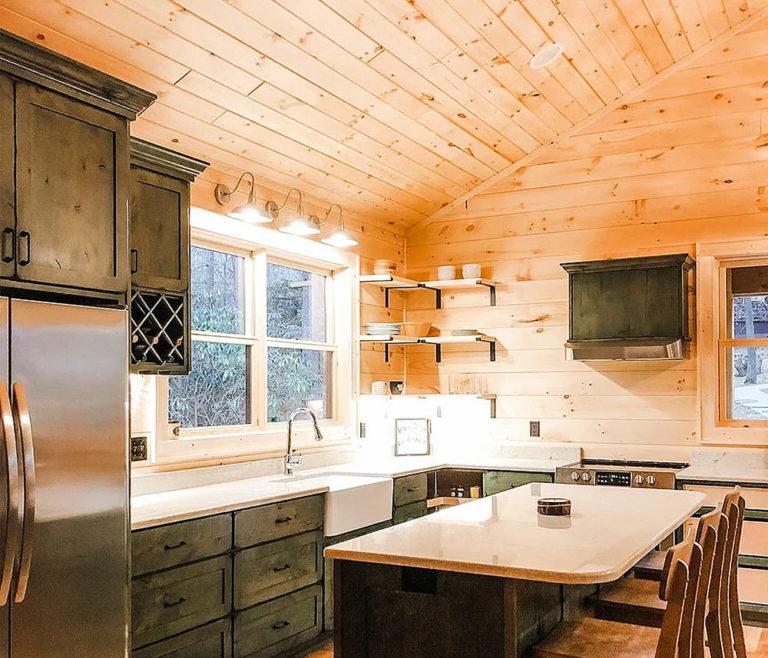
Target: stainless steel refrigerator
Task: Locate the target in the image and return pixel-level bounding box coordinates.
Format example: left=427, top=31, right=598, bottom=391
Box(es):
left=0, top=297, right=129, bottom=656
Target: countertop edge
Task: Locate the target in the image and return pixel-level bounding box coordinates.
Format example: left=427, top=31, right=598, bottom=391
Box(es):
left=131, top=486, right=329, bottom=531
left=324, top=491, right=707, bottom=584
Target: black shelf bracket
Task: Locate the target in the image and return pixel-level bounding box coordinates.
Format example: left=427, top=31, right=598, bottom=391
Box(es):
left=480, top=281, right=497, bottom=306
left=384, top=341, right=390, bottom=363
left=489, top=341, right=496, bottom=362
left=434, top=343, right=442, bottom=363
left=384, top=287, right=390, bottom=309
left=418, top=284, right=441, bottom=309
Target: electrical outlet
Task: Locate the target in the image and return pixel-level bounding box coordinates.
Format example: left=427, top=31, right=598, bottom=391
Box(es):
left=529, top=421, right=541, bottom=438
left=130, top=435, right=148, bottom=462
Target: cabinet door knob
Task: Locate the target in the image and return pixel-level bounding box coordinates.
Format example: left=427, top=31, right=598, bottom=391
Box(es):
left=17, top=231, right=30, bottom=266
left=130, top=248, right=139, bottom=274
left=1, top=227, right=15, bottom=264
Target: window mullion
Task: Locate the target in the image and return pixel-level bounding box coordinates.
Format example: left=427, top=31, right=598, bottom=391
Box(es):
left=253, top=251, right=268, bottom=430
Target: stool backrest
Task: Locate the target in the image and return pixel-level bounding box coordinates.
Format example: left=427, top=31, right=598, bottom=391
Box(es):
left=656, top=528, right=703, bottom=658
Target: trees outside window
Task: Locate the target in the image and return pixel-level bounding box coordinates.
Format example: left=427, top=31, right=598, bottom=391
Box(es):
left=167, top=245, right=336, bottom=433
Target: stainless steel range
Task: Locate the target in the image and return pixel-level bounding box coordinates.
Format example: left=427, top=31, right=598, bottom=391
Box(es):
left=555, top=459, right=689, bottom=489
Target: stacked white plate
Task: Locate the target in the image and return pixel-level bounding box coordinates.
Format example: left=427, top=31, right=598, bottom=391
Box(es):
left=366, top=322, right=401, bottom=335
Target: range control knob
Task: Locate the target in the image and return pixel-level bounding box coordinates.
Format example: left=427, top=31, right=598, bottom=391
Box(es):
left=634, top=475, right=645, bottom=485
left=581, top=472, right=591, bottom=482
left=646, top=475, right=657, bottom=486
left=571, top=471, right=580, bottom=482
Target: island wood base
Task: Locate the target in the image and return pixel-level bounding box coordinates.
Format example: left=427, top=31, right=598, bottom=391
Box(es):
left=333, top=560, right=561, bottom=657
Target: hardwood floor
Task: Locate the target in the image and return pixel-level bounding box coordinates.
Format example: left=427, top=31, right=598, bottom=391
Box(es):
left=301, top=625, right=768, bottom=657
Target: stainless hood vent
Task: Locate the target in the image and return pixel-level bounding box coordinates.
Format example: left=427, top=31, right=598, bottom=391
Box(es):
left=564, top=338, right=685, bottom=361
left=561, top=255, right=694, bottom=361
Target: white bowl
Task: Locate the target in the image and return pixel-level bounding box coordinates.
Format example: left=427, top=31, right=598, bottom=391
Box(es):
left=462, top=263, right=481, bottom=279
left=437, top=265, right=456, bottom=281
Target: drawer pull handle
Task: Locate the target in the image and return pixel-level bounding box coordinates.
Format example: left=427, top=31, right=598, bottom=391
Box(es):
left=274, top=516, right=293, bottom=524
left=163, top=596, right=186, bottom=608
left=406, top=487, right=418, bottom=492
left=164, top=540, right=187, bottom=551
left=272, top=621, right=290, bottom=631
left=272, top=563, right=291, bottom=572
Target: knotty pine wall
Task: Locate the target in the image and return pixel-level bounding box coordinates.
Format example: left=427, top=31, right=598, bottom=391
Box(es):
left=404, top=18, right=768, bottom=450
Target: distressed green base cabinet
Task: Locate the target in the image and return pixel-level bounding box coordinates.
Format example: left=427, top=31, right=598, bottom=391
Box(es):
left=131, top=495, right=325, bottom=658
left=333, top=561, right=560, bottom=657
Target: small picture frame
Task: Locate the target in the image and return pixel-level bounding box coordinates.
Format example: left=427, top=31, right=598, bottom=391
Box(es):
left=394, top=418, right=431, bottom=456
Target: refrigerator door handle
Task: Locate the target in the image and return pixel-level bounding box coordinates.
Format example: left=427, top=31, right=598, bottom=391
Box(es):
left=0, top=385, right=20, bottom=606
left=12, top=383, right=35, bottom=604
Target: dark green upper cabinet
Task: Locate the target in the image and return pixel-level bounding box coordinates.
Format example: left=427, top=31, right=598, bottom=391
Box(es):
left=0, top=29, right=155, bottom=301
left=129, top=139, right=208, bottom=292
left=561, top=254, right=694, bottom=342
left=15, top=83, right=129, bottom=293
left=128, top=138, right=207, bottom=375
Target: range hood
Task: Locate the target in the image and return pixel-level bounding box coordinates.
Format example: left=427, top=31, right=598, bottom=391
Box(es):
left=561, top=254, right=694, bottom=361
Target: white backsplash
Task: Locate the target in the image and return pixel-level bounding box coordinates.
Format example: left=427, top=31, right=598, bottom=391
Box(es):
left=358, top=395, right=580, bottom=463
left=689, top=446, right=768, bottom=470
left=131, top=448, right=358, bottom=496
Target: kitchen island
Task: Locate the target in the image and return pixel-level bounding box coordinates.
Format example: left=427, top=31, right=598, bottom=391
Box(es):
left=326, top=483, right=705, bottom=657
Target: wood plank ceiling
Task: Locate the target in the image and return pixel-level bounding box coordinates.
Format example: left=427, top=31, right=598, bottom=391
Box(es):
left=1, top=0, right=766, bottom=232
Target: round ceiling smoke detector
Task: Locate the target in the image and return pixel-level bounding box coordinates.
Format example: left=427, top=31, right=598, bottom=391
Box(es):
left=529, top=43, right=564, bottom=69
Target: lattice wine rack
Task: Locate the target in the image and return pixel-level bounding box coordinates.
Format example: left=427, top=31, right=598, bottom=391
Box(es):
left=130, top=290, right=189, bottom=374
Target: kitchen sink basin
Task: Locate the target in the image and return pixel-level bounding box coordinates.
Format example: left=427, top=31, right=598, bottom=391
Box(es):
left=269, top=474, right=393, bottom=537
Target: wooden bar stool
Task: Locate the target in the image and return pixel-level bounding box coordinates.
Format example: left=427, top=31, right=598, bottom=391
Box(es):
left=530, top=517, right=714, bottom=658
left=591, top=489, right=744, bottom=658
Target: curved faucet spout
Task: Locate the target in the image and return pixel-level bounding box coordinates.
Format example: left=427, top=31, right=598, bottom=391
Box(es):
left=285, top=407, right=324, bottom=475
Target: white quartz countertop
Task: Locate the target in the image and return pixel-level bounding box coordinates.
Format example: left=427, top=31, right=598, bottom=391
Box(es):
left=325, top=483, right=706, bottom=584
left=320, top=456, right=572, bottom=478
left=677, top=464, right=768, bottom=485
left=131, top=474, right=387, bottom=530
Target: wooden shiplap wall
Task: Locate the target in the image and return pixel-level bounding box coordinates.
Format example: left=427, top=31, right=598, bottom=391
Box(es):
left=404, top=17, right=768, bottom=447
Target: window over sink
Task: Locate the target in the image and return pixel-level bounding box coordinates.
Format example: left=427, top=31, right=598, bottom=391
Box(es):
left=151, top=214, right=356, bottom=463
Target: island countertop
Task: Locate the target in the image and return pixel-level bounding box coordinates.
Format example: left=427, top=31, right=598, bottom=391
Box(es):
left=325, top=483, right=706, bottom=585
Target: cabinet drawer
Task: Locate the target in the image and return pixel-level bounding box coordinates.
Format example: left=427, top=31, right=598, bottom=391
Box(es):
left=234, top=531, right=323, bottom=610
left=483, top=471, right=553, bottom=497
left=393, top=473, right=428, bottom=507
left=235, top=495, right=323, bottom=548
left=738, top=567, right=768, bottom=605
left=132, top=555, right=232, bottom=649
left=133, top=618, right=232, bottom=658
left=393, top=500, right=428, bottom=525
left=132, top=514, right=232, bottom=576
left=682, top=484, right=768, bottom=511
left=234, top=585, right=322, bottom=658
left=741, top=520, right=768, bottom=558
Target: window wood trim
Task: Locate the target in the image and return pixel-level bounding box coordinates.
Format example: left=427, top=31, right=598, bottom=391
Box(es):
left=147, top=212, right=359, bottom=465
left=698, top=238, right=768, bottom=445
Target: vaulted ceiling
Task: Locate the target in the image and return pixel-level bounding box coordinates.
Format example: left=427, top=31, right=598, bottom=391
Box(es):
left=1, top=0, right=766, bottom=232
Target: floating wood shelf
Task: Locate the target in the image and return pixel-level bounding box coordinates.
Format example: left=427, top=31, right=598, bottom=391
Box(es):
left=360, top=333, right=496, bottom=363
left=360, top=334, right=420, bottom=362
left=359, top=275, right=496, bottom=309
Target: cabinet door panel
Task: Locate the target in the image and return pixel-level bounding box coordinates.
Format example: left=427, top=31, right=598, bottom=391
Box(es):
left=0, top=75, right=13, bottom=279
left=15, top=83, right=127, bottom=292
left=130, top=167, right=188, bottom=291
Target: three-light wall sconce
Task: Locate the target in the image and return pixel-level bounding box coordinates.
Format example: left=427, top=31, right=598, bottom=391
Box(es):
left=214, top=172, right=358, bottom=248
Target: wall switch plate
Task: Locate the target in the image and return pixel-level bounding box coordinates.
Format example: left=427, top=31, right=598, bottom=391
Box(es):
left=529, top=421, right=541, bottom=438
left=130, top=435, right=148, bottom=462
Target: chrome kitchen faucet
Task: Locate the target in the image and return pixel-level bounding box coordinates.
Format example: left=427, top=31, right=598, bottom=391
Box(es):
left=284, top=407, right=324, bottom=475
